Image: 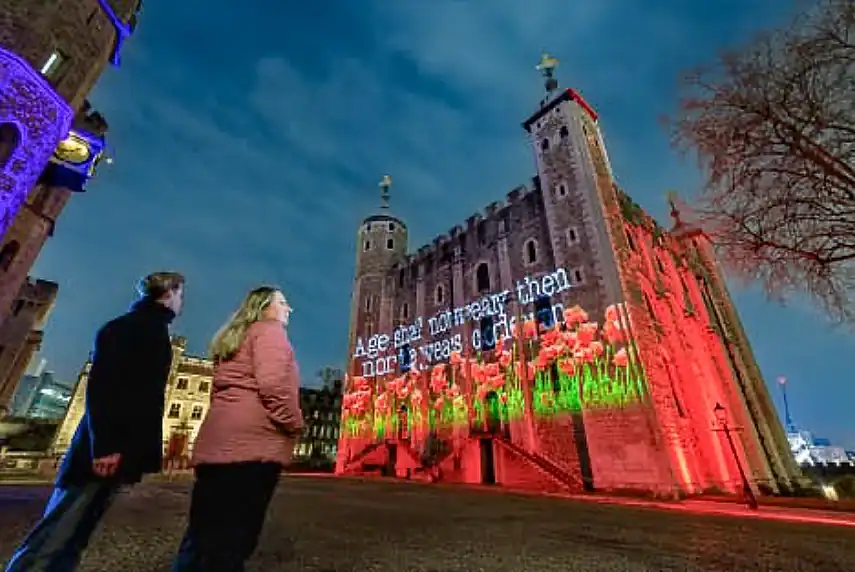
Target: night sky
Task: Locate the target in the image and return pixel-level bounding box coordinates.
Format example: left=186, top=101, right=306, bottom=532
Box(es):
left=31, top=1, right=854, bottom=446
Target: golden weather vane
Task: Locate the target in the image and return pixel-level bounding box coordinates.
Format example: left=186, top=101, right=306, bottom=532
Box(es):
left=536, top=52, right=560, bottom=96
left=378, top=174, right=392, bottom=209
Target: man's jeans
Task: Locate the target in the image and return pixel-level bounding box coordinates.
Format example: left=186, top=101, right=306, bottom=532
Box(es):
left=4, top=480, right=120, bottom=572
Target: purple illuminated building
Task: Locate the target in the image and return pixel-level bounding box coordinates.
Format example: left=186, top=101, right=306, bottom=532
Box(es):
left=0, top=0, right=143, bottom=410
left=0, top=50, right=73, bottom=239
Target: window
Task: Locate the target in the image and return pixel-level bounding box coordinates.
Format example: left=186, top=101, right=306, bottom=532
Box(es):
left=388, top=222, right=395, bottom=231
left=477, top=221, right=487, bottom=245
left=176, top=377, right=188, bottom=390
left=198, top=381, right=210, bottom=393
left=40, top=50, right=67, bottom=79
left=572, top=267, right=585, bottom=284
left=0, top=241, right=20, bottom=271
left=190, top=405, right=204, bottom=420
left=556, top=183, right=567, bottom=198
left=398, top=269, right=405, bottom=287
left=400, top=302, right=409, bottom=320
left=0, top=123, right=21, bottom=167
left=435, top=284, right=445, bottom=305
left=363, top=240, right=371, bottom=251
left=475, top=263, right=490, bottom=293
left=365, top=296, right=372, bottom=312
left=566, top=227, right=579, bottom=246
left=12, top=300, right=24, bottom=316
left=559, top=125, right=569, bottom=139
left=167, top=403, right=181, bottom=419
left=386, top=238, right=394, bottom=250
left=524, top=239, right=538, bottom=265
left=540, top=138, right=550, bottom=152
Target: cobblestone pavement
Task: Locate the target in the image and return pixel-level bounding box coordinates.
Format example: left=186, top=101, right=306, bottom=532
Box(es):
left=1, top=477, right=853, bottom=572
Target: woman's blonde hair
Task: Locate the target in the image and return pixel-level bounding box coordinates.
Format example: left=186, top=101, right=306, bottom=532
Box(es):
left=209, top=286, right=280, bottom=362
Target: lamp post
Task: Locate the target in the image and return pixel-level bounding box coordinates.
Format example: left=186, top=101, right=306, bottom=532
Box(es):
left=713, top=402, right=758, bottom=510
left=777, top=376, right=795, bottom=433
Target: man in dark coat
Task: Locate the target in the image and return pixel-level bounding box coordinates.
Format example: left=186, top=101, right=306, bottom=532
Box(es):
left=5, top=271, right=185, bottom=572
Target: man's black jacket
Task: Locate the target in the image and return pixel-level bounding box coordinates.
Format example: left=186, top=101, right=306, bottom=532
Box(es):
left=56, top=297, right=175, bottom=487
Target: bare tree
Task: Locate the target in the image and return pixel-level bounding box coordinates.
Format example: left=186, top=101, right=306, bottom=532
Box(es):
left=668, top=0, right=855, bottom=323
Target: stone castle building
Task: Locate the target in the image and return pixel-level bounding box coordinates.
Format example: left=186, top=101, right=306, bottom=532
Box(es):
left=337, top=57, right=803, bottom=497
left=0, top=1, right=143, bottom=404
left=0, top=278, right=58, bottom=413
left=53, top=337, right=215, bottom=467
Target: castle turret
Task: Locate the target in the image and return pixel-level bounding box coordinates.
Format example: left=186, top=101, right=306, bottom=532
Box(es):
left=348, top=176, right=408, bottom=376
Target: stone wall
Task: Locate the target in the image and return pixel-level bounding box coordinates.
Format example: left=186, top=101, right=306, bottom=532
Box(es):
left=582, top=405, right=672, bottom=492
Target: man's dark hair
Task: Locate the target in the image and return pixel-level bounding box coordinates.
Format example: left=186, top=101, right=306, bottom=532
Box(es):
left=136, top=271, right=185, bottom=300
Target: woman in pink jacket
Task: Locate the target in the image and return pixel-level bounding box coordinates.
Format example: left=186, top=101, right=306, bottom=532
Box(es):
left=172, top=286, right=304, bottom=572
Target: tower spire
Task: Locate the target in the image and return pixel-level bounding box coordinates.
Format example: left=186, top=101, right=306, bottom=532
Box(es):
left=667, top=191, right=683, bottom=227
left=378, top=174, right=392, bottom=210
left=536, top=52, right=560, bottom=99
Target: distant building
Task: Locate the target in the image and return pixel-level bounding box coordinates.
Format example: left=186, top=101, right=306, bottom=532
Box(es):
left=293, top=379, right=344, bottom=467
left=789, top=430, right=854, bottom=466
left=9, top=371, right=73, bottom=419
left=0, top=279, right=58, bottom=414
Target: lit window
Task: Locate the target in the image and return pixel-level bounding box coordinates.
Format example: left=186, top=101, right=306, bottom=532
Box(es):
left=40, top=51, right=67, bottom=78
left=190, top=405, right=204, bottom=420
left=167, top=403, right=181, bottom=418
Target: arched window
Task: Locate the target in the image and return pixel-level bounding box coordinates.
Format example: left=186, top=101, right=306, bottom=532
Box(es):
left=559, top=125, right=569, bottom=140
left=0, top=241, right=20, bottom=271
left=540, top=138, right=549, bottom=152
left=435, top=285, right=445, bottom=305
left=524, top=239, right=538, bottom=265
left=0, top=123, right=21, bottom=167
left=475, top=263, right=490, bottom=293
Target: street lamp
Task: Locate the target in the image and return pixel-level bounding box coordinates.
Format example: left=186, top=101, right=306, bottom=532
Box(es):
left=713, top=402, right=758, bottom=510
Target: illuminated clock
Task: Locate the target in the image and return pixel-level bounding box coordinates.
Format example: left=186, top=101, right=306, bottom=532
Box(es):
left=54, top=135, right=91, bottom=164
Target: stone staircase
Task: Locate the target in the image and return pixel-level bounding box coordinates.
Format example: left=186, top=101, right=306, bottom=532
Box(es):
left=494, top=437, right=581, bottom=492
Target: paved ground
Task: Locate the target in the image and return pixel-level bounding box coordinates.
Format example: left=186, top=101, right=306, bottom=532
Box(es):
left=1, top=477, right=853, bottom=572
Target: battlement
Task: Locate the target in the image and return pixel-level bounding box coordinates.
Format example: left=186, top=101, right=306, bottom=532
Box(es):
left=74, top=101, right=109, bottom=137
left=380, top=178, right=547, bottom=284
left=18, top=278, right=58, bottom=303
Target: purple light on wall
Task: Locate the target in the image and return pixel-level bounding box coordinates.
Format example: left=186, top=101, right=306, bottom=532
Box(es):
left=0, top=47, right=73, bottom=239
left=98, top=0, right=137, bottom=66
